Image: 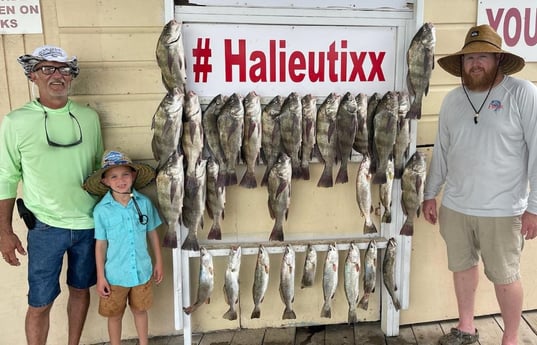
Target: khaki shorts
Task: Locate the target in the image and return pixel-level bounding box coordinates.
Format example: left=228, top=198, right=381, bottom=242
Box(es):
left=98, top=279, right=153, bottom=317
left=439, top=206, right=523, bottom=285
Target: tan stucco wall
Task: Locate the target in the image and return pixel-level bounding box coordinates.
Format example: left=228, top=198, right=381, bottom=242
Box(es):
left=1, top=0, right=537, bottom=344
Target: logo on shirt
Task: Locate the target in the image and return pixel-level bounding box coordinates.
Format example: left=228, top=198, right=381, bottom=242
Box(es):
left=488, top=100, right=503, bottom=111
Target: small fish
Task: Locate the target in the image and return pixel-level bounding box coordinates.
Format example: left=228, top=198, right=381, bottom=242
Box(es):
left=279, top=92, right=303, bottom=179
left=156, top=151, right=184, bottom=248
left=183, top=247, right=214, bottom=314
left=372, top=91, right=398, bottom=184
left=358, top=240, right=377, bottom=310
left=155, top=19, right=186, bottom=93
left=205, top=158, right=225, bottom=240
left=316, top=93, right=341, bottom=188
left=406, top=22, right=436, bottom=119
left=336, top=92, right=358, bottom=184
left=268, top=153, right=292, bottom=242
left=261, top=95, right=283, bottom=186
left=279, top=244, right=296, bottom=319
left=321, top=243, right=339, bottom=318
left=383, top=238, right=401, bottom=310
left=181, top=159, right=207, bottom=251
left=394, top=91, right=411, bottom=179
left=251, top=245, right=270, bottom=319
left=356, top=156, right=377, bottom=234
left=240, top=91, right=262, bottom=188
left=366, top=92, right=382, bottom=173
left=151, top=90, right=183, bottom=170
left=202, top=94, right=227, bottom=164
left=344, top=242, right=361, bottom=324
left=353, top=93, right=369, bottom=157
left=223, top=246, right=242, bottom=320
left=218, top=93, right=244, bottom=186
left=182, top=91, right=204, bottom=194
left=380, top=157, right=395, bottom=223
left=300, top=94, right=317, bottom=180
left=301, top=244, right=317, bottom=288
left=400, top=151, right=427, bottom=236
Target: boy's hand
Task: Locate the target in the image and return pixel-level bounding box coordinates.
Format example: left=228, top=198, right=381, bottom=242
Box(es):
left=96, top=278, right=111, bottom=298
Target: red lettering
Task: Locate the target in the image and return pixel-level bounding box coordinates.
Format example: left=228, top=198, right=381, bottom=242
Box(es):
left=503, top=8, right=522, bottom=46
left=524, top=8, right=537, bottom=47
left=225, top=39, right=246, bottom=82
left=327, top=42, right=338, bottom=82
left=308, top=51, right=325, bottom=82
left=249, top=51, right=267, bottom=82
left=368, top=52, right=385, bottom=81
left=340, top=40, right=347, bottom=82
left=487, top=8, right=504, bottom=31
left=288, top=51, right=306, bottom=82
left=279, top=40, right=286, bottom=82
left=349, top=52, right=367, bottom=81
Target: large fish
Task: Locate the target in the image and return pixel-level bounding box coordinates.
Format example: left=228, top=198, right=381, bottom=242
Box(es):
left=261, top=95, right=283, bottom=186
left=380, top=157, right=395, bottom=223
left=268, top=153, right=292, bottom=242
left=316, top=93, right=341, bottom=188
left=394, top=91, right=411, bottom=179
left=279, top=244, right=296, bottom=319
left=223, top=246, right=242, bottom=320
left=358, top=239, right=377, bottom=310
left=279, top=92, right=303, bottom=179
left=356, top=156, right=377, bottom=234
left=251, top=245, right=270, bottom=319
left=156, top=151, right=184, bottom=248
left=321, top=243, right=339, bottom=318
left=344, top=242, right=361, bottom=324
left=182, top=91, right=204, bottom=194
left=406, top=22, right=436, bottom=119
left=353, top=93, right=369, bottom=157
left=300, top=94, right=317, bottom=180
left=336, top=92, right=358, bottom=184
left=205, top=158, right=225, bottom=240
left=366, top=92, right=381, bottom=173
left=183, top=247, right=214, bottom=314
left=202, top=94, right=227, bottom=164
left=155, top=19, right=186, bottom=93
left=372, top=91, right=398, bottom=184
left=151, top=89, right=183, bottom=170
left=300, top=244, right=317, bottom=288
left=383, top=238, right=401, bottom=310
left=218, top=93, right=244, bottom=186
left=240, top=91, right=262, bottom=188
left=181, top=159, right=207, bottom=251
left=400, top=151, right=427, bottom=236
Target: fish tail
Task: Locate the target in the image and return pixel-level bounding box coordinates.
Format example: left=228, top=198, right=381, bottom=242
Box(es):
left=301, top=164, right=310, bottom=181
left=181, top=232, right=200, bottom=251
left=301, top=277, right=313, bottom=288
left=358, top=294, right=369, bottom=310
left=335, top=165, right=349, bottom=184
left=394, top=167, right=404, bottom=179
left=260, top=167, right=270, bottom=186
left=317, top=164, right=333, bottom=188
left=382, top=211, right=392, bottom=224
left=223, top=307, right=238, bottom=320
left=406, top=102, right=421, bottom=119
left=282, top=307, right=296, bottom=320
left=348, top=308, right=358, bottom=324
left=320, top=302, right=331, bottom=318
left=363, top=221, right=377, bottom=234
left=390, top=295, right=401, bottom=311
left=239, top=170, right=257, bottom=189
left=399, top=219, right=414, bottom=236
left=185, top=175, right=199, bottom=194
left=372, top=171, right=387, bottom=184
left=227, top=171, right=238, bottom=186
left=207, top=223, right=222, bottom=240
left=162, top=229, right=178, bottom=248
left=269, top=223, right=284, bottom=242
left=291, top=165, right=302, bottom=180
left=217, top=171, right=228, bottom=188
left=251, top=306, right=261, bottom=319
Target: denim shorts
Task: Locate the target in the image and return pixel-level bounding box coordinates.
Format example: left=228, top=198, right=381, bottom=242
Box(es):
left=27, top=219, right=96, bottom=307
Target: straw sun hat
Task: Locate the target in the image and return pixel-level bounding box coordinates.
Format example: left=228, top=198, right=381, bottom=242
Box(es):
left=437, top=24, right=525, bottom=77
left=83, top=150, right=155, bottom=196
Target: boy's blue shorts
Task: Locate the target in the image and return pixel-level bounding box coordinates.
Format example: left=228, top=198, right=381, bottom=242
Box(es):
left=27, top=219, right=96, bottom=307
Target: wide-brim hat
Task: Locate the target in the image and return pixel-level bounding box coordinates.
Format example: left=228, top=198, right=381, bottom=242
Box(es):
left=83, top=150, right=156, bottom=196
left=17, top=45, right=80, bottom=79
left=437, top=24, right=525, bottom=77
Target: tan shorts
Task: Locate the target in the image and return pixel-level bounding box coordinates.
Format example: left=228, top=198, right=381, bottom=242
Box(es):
left=98, top=279, right=153, bottom=317
left=439, top=206, right=523, bottom=285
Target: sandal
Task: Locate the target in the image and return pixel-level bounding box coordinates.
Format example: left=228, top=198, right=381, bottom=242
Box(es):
left=438, top=328, right=479, bottom=345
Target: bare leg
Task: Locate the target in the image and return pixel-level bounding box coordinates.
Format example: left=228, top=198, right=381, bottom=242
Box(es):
left=495, top=280, right=522, bottom=345
left=67, top=286, right=91, bottom=345
left=26, top=303, right=53, bottom=345
left=108, top=313, right=124, bottom=345
left=131, top=307, right=149, bottom=345
left=453, top=266, right=479, bottom=334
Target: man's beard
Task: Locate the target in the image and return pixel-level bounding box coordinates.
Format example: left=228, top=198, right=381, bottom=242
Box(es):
left=462, top=66, right=498, bottom=91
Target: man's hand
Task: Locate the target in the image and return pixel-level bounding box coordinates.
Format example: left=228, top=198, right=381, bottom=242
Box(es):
left=422, top=199, right=438, bottom=225
left=0, top=231, right=26, bottom=266
left=521, top=211, right=537, bottom=240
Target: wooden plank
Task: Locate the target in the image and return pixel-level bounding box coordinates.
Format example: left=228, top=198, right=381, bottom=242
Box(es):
left=263, top=327, right=295, bottom=345
left=198, top=330, right=235, bottom=345
left=523, top=310, right=537, bottom=333
left=473, top=316, right=503, bottom=345
left=495, top=313, right=537, bottom=345
left=295, top=326, right=325, bottom=345
left=231, top=328, right=265, bottom=345
left=412, top=322, right=444, bottom=345
left=354, top=322, right=387, bottom=345
left=149, top=335, right=173, bottom=345
left=325, top=324, right=354, bottom=345
left=385, top=325, right=417, bottom=345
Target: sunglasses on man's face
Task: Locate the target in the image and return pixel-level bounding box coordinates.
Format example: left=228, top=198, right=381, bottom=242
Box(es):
left=35, top=65, right=73, bottom=76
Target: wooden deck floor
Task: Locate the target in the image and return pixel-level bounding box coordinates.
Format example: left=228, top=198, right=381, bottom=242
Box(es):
left=91, top=310, right=537, bottom=345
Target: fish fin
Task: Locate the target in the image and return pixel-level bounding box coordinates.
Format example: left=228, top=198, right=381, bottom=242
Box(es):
left=394, top=167, right=404, bottom=179
left=382, top=211, right=392, bottom=224
left=223, top=308, right=238, bottom=321
left=372, top=171, right=387, bottom=184
left=406, top=102, right=421, bottom=119
left=320, top=303, right=331, bottom=318
left=185, top=175, right=199, bottom=195
left=301, top=164, right=310, bottom=181
left=392, top=297, right=401, bottom=311
left=399, top=220, right=414, bottom=236
left=181, top=233, right=200, bottom=251
left=363, top=222, right=377, bottom=234
left=226, top=171, right=238, bottom=186
left=205, top=203, right=214, bottom=220
left=358, top=294, right=369, bottom=310
left=317, top=164, right=333, bottom=188
left=269, top=223, right=284, bottom=241
left=239, top=171, right=257, bottom=188
left=251, top=306, right=261, bottom=319
left=335, top=165, right=349, bottom=184
left=348, top=309, right=358, bottom=324
left=261, top=166, right=271, bottom=186
left=162, top=229, right=178, bottom=248
left=207, top=223, right=222, bottom=240
left=282, top=308, right=296, bottom=320
left=217, top=171, right=228, bottom=188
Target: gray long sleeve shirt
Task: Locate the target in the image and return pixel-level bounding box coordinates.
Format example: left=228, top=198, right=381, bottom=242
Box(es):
left=424, top=75, right=537, bottom=216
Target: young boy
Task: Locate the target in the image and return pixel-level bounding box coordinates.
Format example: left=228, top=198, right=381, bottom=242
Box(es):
left=83, top=150, right=163, bottom=345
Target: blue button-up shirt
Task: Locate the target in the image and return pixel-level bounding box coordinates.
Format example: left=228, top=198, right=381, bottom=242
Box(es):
left=94, top=189, right=162, bottom=287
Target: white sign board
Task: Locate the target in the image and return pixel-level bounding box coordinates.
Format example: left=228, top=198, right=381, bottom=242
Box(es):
left=477, top=0, right=537, bottom=61
left=183, top=24, right=397, bottom=98
left=189, top=0, right=410, bottom=10
left=0, top=0, right=42, bottom=34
